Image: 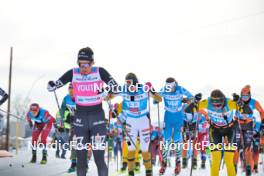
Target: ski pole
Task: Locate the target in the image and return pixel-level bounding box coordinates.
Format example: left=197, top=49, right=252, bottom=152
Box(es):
left=53, top=90, right=64, bottom=128
left=0, top=108, right=24, bottom=121
left=106, top=101, right=137, bottom=149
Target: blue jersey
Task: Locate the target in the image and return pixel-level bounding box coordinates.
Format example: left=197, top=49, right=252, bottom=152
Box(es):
left=26, top=108, right=52, bottom=124
left=61, top=94, right=76, bottom=116
left=121, top=84, right=149, bottom=118
left=160, top=85, right=193, bottom=113
left=205, top=98, right=235, bottom=127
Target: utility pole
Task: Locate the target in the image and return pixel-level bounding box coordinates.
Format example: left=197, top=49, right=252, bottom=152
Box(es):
left=6, top=47, right=13, bottom=151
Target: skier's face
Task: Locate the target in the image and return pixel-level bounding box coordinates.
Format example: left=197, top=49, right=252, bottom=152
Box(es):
left=79, top=60, right=94, bottom=74
left=241, top=94, right=250, bottom=102
left=30, top=107, right=39, bottom=116
left=68, top=86, right=74, bottom=97
left=165, top=82, right=176, bottom=92
left=211, top=98, right=224, bottom=110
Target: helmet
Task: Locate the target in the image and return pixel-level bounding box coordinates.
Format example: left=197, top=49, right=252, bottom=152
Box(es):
left=165, top=77, right=178, bottom=92
left=210, top=89, right=225, bottom=108
left=30, top=103, right=40, bottom=112
left=125, top=72, right=138, bottom=85
left=68, top=83, right=73, bottom=89
left=77, top=47, right=94, bottom=62
left=241, top=85, right=251, bottom=95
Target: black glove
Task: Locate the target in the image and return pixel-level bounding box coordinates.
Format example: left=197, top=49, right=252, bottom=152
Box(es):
left=53, top=123, right=58, bottom=129
left=58, top=127, right=64, bottom=133
left=182, top=98, right=189, bottom=103
left=232, top=93, right=240, bottom=102
left=29, top=121, right=33, bottom=128
left=47, top=81, right=57, bottom=92
left=194, top=93, right=202, bottom=102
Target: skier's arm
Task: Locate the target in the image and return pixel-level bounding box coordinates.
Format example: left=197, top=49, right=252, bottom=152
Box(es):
left=180, top=86, right=193, bottom=99
left=42, top=111, right=55, bottom=124
left=60, top=97, right=67, bottom=119
left=198, top=99, right=210, bottom=121
left=26, top=112, right=33, bottom=128
left=255, top=100, right=264, bottom=122
left=99, top=67, right=119, bottom=93
left=146, top=82, right=162, bottom=103
left=0, top=88, right=8, bottom=106
left=47, top=69, right=73, bottom=91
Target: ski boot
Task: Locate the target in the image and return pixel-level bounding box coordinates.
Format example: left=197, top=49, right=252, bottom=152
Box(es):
left=201, top=159, right=206, bottom=169
left=135, top=162, right=140, bottom=173
left=192, top=158, right=197, bottom=170
left=146, top=169, right=152, bottom=176
left=245, top=165, right=251, bottom=176
left=40, top=150, right=47, bottom=164
left=30, top=150, right=37, bottom=163
left=159, top=161, right=167, bottom=175
left=253, top=164, right=258, bottom=173
left=128, top=170, right=134, bottom=176
left=67, top=162, right=76, bottom=173
left=174, top=161, right=181, bottom=175
left=120, top=162, right=127, bottom=173
left=182, top=158, right=187, bottom=169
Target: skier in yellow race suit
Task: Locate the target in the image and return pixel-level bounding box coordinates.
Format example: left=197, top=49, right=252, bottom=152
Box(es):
left=198, top=89, right=252, bottom=176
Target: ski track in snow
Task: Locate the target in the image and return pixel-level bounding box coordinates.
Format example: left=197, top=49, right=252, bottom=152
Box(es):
left=0, top=148, right=263, bottom=176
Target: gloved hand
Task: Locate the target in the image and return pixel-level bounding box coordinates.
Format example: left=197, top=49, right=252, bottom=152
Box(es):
left=29, top=121, right=33, bottom=128
left=118, top=113, right=126, bottom=125
left=153, top=100, right=159, bottom=104
left=58, top=127, right=64, bottom=133
left=53, top=123, right=58, bottom=129
left=253, top=130, right=259, bottom=138
left=47, top=81, right=57, bottom=92
left=232, top=93, right=240, bottom=102
left=195, top=93, right=202, bottom=102
left=182, top=98, right=189, bottom=103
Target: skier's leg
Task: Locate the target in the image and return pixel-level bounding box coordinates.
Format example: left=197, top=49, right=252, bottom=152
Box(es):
left=31, top=126, right=41, bottom=163
left=139, top=116, right=152, bottom=175
left=90, top=110, right=108, bottom=176
left=209, top=127, right=223, bottom=176
left=126, top=117, right=138, bottom=175
left=252, top=133, right=260, bottom=172
left=73, top=113, right=89, bottom=176
left=223, top=127, right=236, bottom=176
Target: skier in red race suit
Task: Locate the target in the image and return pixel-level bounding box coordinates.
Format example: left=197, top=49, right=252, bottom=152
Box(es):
left=26, top=103, right=55, bottom=164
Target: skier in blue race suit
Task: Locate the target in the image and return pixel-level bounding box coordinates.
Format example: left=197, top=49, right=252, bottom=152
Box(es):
left=159, top=77, right=193, bottom=175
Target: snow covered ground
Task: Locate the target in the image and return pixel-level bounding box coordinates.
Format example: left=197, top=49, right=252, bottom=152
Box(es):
left=0, top=148, right=263, bottom=176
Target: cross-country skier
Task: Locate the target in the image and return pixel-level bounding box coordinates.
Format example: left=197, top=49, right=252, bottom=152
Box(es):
left=116, top=72, right=162, bottom=176
left=150, top=126, right=162, bottom=166
left=182, top=94, right=208, bottom=170
left=233, top=85, right=264, bottom=175
left=0, top=87, right=8, bottom=106
left=26, top=103, right=55, bottom=164
left=47, top=47, right=118, bottom=176
left=198, top=89, right=248, bottom=176
left=159, top=77, right=193, bottom=175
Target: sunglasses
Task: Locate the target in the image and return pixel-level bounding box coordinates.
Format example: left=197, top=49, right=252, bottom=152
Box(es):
left=79, top=63, right=91, bottom=68
left=30, top=106, right=39, bottom=112
left=126, top=79, right=134, bottom=85
left=211, top=98, right=224, bottom=107
left=241, top=95, right=250, bottom=99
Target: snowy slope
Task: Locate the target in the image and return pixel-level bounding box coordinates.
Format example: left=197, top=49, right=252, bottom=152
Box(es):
left=0, top=148, right=263, bottom=176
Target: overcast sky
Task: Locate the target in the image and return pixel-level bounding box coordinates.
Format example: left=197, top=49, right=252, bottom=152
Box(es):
left=0, top=0, right=264, bottom=118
